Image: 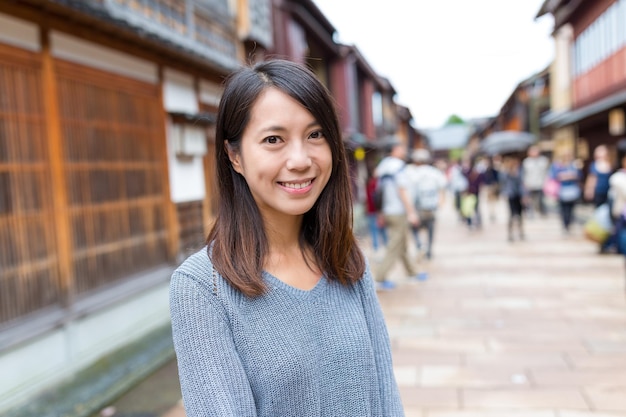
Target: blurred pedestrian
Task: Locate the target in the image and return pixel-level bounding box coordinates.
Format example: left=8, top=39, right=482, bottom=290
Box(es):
left=373, top=141, right=420, bottom=289
left=499, top=155, right=526, bottom=242
left=365, top=169, right=388, bottom=258
left=169, top=59, right=404, bottom=417
left=405, top=148, right=447, bottom=260
left=549, top=150, right=582, bottom=234
left=447, top=157, right=469, bottom=222
left=462, top=157, right=486, bottom=229
left=522, top=145, right=550, bottom=217
left=483, top=156, right=501, bottom=223
left=584, top=144, right=613, bottom=208
left=608, top=153, right=626, bottom=254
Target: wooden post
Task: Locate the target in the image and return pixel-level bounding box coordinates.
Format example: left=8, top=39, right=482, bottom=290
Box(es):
left=40, top=27, right=75, bottom=306
left=158, top=66, right=180, bottom=262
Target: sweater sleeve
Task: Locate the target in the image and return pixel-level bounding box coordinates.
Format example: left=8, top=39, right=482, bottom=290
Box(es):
left=357, top=263, right=405, bottom=416
left=169, top=270, right=257, bottom=417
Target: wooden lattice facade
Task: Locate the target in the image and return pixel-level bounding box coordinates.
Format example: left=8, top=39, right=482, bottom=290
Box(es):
left=0, top=42, right=173, bottom=325
left=0, top=44, right=59, bottom=325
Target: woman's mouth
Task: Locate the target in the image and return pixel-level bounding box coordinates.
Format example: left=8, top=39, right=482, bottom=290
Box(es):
left=279, top=179, right=313, bottom=189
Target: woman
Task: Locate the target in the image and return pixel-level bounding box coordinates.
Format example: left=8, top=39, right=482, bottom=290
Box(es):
left=461, top=157, right=486, bottom=229
left=499, top=155, right=525, bottom=242
left=169, top=59, right=404, bottom=417
left=550, top=150, right=582, bottom=234
left=584, top=144, right=613, bottom=207
left=483, top=156, right=500, bottom=222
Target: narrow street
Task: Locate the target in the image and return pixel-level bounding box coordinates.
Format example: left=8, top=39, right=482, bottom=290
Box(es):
left=376, top=197, right=626, bottom=416
left=99, top=196, right=626, bottom=417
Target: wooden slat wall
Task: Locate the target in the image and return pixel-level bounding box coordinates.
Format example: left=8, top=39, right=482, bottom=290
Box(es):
left=0, top=44, right=60, bottom=323
left=0, top=41, right=177, bottom=325
left=176, top=201, right=205, bottom=258
left=54, top=60, right=170, bottom=294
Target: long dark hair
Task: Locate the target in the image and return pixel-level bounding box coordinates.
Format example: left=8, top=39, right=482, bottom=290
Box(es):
left=207, top=59, right=365, bottom=297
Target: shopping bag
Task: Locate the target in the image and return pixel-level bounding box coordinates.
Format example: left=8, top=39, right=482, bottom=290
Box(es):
left=460, top=194, right=477, bottom=218
left=583, top=204, right=612, bottom=243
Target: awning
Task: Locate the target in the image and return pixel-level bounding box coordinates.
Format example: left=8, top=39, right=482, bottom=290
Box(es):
left=541, top=89, right=626, bottom=128
left=169, top=111, right=216, bottom=126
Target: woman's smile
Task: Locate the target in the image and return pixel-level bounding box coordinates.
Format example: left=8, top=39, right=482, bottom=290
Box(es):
left=278, top=179, right=314, bottom=192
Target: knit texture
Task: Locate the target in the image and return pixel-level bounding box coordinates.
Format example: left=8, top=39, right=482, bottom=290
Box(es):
left=169, top=247, right=405, bottom=417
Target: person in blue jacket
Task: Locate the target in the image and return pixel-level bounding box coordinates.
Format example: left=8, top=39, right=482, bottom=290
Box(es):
left=550, top=150, right=583, bottom=234
left=169, top=59, right=405, bottom=417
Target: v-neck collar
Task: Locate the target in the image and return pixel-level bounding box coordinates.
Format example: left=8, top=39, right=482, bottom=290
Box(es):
left=262, top=271, right=328, bottom=301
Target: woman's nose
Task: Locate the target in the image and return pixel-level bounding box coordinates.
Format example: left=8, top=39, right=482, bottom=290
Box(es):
left=286, top=142, right=312, bottom=170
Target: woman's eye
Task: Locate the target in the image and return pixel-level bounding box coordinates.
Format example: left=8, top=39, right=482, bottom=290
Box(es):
left=264, top=136, right=280, bottom=144
left=309, top=130, right=324, bottom=140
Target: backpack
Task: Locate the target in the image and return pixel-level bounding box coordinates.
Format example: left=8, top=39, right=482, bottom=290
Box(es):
left=372, top=175, right=389, bottom=212
left=414, top=179, right=440, bottom=211
left=412, top=167, right=444, bottom=211
left=372, top=164, right=405, bottom=212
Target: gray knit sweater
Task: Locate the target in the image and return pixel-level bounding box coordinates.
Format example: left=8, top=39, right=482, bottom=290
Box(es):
left=169, top=247, right=405, bottom=417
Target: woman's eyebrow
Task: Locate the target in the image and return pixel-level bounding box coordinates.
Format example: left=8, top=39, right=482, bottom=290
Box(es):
left=258, top=121, right=320, bottom=134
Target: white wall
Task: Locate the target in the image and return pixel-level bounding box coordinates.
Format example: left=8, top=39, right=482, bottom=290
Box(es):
left=51, top=31, right=158, bottom=84
left=163, top=68, right=199, bottom=113
left=199, top=79, right=223, bottom=108
left=163, top=69, right=208, bottom=203
left=166, top=121, right=207, bottom=203
left=0, top=13, right=39, bottom=51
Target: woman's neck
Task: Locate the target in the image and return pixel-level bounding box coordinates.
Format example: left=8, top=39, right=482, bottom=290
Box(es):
left=264, top=214, right=303, bottom=252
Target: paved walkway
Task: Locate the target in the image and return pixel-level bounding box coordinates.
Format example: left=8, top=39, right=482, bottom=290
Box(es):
left=367, top=196, right=626, bottom=417
left=104, top=196, right=626, bottom=417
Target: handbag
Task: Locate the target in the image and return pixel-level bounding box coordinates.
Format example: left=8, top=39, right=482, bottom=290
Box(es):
left=558, top=183, right=581, bottom=202
left=543, top=178, right=560, bottom=199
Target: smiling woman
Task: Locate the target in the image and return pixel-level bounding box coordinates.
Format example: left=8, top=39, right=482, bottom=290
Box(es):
left=169, top=59, right=405, bottom=417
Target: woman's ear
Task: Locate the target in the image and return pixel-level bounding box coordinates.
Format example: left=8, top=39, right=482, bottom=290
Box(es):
left=225, top=140, right=243, bottom=174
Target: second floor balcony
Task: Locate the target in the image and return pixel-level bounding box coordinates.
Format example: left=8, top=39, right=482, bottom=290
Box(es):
left=99, top=0, right=240, bottom=70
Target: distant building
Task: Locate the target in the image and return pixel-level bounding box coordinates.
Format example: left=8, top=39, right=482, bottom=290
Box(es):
left=424, top=124, right=473, bottom=160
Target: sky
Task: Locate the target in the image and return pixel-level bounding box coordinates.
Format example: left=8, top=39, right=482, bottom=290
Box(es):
left=312, top=0, right=554, bottom=130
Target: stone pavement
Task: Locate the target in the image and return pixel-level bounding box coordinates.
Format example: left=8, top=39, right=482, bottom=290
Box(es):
left=109, top=196, right=625, bottom=417
left=368, top=197, right=626, bottom=417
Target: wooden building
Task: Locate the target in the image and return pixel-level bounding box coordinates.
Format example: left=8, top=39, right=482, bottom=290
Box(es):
left=476, top=67, right=551, bottom=154
left=0, top=0, right=272, bottom=411
left=539, top=0, right=626, bottom=165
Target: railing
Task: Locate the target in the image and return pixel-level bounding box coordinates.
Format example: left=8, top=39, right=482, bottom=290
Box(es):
left=102, top=0, right=239, bottom=70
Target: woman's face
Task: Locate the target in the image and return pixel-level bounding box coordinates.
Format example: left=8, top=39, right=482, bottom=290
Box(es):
left=227, top=87, right=333, bottom=222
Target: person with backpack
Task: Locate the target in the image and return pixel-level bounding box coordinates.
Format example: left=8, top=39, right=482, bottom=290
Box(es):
left=373, top=141, right=420, bottom=290
left=405, top=149, right=447, bottom=261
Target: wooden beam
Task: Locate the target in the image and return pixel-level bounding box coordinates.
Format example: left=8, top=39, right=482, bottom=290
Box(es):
left=40, top=26, right=75, bottom=307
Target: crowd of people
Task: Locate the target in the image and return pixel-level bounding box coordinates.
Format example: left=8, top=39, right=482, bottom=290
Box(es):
left=365, top=141, right=626, bottom=291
